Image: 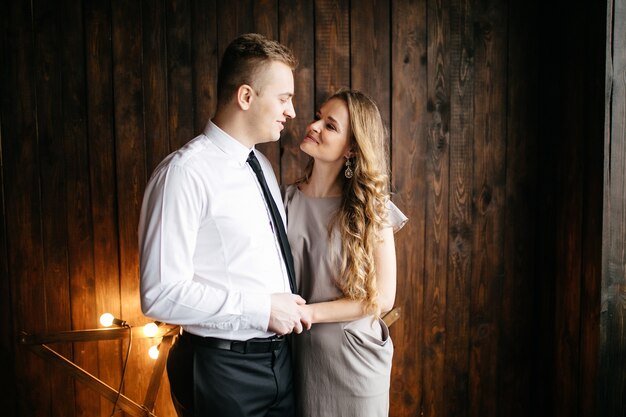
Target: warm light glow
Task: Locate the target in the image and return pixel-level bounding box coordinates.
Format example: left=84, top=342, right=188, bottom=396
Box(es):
left=100, top=313, right=114, bottom=327
left=143, top=322, right=159, bottom=337
left=148, top=345, right=160, bottom=360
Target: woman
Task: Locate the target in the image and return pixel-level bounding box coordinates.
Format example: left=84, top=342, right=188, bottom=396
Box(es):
left=284, top=88, right=407, bottom=417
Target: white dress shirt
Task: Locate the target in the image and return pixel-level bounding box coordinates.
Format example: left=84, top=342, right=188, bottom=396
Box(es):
left=139, top=121, right=291, bottom=340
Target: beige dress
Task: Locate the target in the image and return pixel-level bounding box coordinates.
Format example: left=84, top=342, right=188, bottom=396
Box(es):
left=283, top=185, right=408, bottom=417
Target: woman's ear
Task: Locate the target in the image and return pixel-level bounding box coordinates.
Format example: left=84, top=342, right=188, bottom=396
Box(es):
left=236, top=85, right=255, bottom=110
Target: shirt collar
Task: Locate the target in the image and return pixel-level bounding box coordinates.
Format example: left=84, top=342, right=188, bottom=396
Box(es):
left=204, top=120, right=254, bottom=167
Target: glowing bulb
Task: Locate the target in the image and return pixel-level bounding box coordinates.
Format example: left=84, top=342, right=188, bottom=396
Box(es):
left=100, top=313, right=114, bottom=327
left=99, top=312, right=127, bottom=327
left=148, top=345, right=160, bottom=360
left=143, top=322, right=159, bottom=337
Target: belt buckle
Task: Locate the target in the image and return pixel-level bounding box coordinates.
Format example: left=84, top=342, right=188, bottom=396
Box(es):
left=230, top=341, right=246, bottom=354
left=243, top=338, right=269, bottom=353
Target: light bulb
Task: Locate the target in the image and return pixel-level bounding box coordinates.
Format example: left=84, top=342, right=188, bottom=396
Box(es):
left=100, top=313, right=114, bottom=327
left=99, top=312, right=127, bottom=327
left=143, top=322, right=159, bottom=337
left=148, top=345, right=160, bottom=360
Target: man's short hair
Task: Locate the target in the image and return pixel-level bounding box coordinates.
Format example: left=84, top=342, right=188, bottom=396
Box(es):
left=217, top=33, right=298, bottom=107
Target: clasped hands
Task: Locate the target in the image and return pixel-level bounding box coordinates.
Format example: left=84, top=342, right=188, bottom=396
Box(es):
left=268, top=293, right=313, bottom=336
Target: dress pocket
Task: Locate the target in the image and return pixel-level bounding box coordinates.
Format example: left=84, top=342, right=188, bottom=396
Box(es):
left=341, top=316, right=393, bottom=395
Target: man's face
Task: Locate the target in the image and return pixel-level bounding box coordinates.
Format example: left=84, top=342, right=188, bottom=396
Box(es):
left=247, top=61, right=296, bottom=144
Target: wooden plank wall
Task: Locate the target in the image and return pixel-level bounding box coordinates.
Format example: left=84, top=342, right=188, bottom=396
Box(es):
left=0, top=0, right=614, bottom=416
left=601, top=0, right=626, bottom=415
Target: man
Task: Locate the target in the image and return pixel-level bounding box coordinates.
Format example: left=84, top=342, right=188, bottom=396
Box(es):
left=138, top=33, right=306, bottom=417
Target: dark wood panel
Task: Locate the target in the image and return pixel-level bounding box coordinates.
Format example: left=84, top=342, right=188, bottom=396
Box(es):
left=466, top=1, right=507, bottom=416
left=0, top=1, right=617, bottom=416
left=216, top=0, right=253, bottom=57
left=31, top=0, right=76, bottom=414
left=191, top=0, right=218, bottom=135
left=314, top=0, right=350, bottom=106
left=59, top=0, right=101, bottom=414
left=444, top=0, right=473, bottom=414
left=499, top=0, right=537, bottom=414
left=167, top=0, right=195, bottom=152
left=250, top=0, right=281, bottom=173
left=111, top=0, right=151, bottom=407
left=351, top=0, right=391, bottom=124
left=389, top=0, right=428, bottom=415
left=351, top=0, right=391, bottom=173
left=142, top=0, right=171, bottom=175
left=600, top=0, right=626, bottom=415
left=579, top=2, right=605, bottom=417
left=84, top=1, right=125, bottom=415
left=552, top=6, right=585, bottom=416
left=1, top=0, right=50, bottom=415
left=279, top=0, right=315, bottom=185
left=423, top=0, right=451, bottom=415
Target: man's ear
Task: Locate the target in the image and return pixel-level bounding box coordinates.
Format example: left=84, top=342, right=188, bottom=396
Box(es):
left=237, top=84, right=255, bottom=110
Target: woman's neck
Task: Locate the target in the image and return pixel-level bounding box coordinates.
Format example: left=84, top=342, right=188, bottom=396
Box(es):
left=300, top=162, right=344, bottom=197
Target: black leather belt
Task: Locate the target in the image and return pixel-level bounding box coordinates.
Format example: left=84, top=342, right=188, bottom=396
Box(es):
left=180, top=331, right=284, bottom=354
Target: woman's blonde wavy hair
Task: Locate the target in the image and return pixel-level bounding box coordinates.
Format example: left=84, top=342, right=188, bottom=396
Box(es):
left=297, top=88, right=389, bottom=315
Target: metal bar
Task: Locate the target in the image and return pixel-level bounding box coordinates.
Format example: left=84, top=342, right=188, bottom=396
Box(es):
left=25, top=343, right=155, bottom=417
left=143, top=335, right=176, bottom=410
left=19, top=325, right=180, bottom=345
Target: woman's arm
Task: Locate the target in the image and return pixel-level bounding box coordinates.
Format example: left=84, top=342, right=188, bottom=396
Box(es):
left=300, top=226, right=397, bottom=324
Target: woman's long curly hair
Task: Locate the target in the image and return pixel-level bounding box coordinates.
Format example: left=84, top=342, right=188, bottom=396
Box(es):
left=297, top=88, right=389, bottom=315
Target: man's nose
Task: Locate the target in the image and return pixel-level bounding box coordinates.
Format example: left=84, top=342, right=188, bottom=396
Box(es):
left=285, top=101, right=296, bottom=119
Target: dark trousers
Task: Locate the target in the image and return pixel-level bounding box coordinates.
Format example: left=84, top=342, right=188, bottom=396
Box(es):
left=166, top=334, right=295, bottom=417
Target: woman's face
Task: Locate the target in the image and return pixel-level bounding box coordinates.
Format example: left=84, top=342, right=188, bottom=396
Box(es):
left=300, top=98, right=352, bottom=165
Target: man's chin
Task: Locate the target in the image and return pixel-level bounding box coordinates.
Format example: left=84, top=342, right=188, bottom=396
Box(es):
left=255, top=136, right=281, bottom=146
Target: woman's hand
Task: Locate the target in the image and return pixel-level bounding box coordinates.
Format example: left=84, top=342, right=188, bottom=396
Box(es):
left=298, top=304, right=314, bottom=330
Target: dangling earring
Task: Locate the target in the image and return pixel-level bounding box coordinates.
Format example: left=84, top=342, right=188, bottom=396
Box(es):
left=344, top=158, right=354, bottom=179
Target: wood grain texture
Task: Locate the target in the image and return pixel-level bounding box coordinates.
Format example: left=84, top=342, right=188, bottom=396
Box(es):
left=499, top=0, right=537, bottom=415
left=467, top=1, right=506, bottom=416
left=31, top=0, right=76, bottom=414
left=279, top=0, right=315, bottom=185
left=0, top=1, right=618, bottom=416
left=600, top=0, right=626, bottom=415
left=251, top=0, right=281, bottom=173
left=351, top=0, right=391, bottom=124
left=166, top=0, right=195, bottom=152
left=191, top=0, right=218, bottom=135
left=59, top=0, right=101, bottom=414
left=444, top=0, right=473, bottom=414
left=1, top=0, right=50, bottom=415
left=142, top=0, right=171, bottom=175
left=84, top=1, right=126, bottom=415
left=423, top=0, right=452, bottom=415
left=390, top=0, right=428, bottom=415
left=314, top=0, right=350, bottom=106
left=111, top=0, right=151, bottom=409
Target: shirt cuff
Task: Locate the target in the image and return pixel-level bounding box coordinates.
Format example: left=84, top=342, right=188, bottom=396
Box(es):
left=241, top=292, right=271, bottom=331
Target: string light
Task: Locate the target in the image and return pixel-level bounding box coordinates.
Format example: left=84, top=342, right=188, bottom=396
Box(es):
left=148, top=345, right=160, bottom=360
left=143, top=322, right=159, bottom=337
left=99, top=313, right=127, bottom=327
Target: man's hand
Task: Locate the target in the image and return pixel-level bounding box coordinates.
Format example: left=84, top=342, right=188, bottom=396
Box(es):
left=268, top=293, right=307, bottom=335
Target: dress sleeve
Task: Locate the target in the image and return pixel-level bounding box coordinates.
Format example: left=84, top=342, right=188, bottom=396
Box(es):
left=385, top=199, right=409, bottom=233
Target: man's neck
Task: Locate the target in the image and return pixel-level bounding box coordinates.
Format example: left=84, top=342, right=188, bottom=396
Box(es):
left=212, top=111, right=256, bottom=149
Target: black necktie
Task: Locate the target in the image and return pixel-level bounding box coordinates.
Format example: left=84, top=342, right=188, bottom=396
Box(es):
left=247, top=151, right=297, bottom=294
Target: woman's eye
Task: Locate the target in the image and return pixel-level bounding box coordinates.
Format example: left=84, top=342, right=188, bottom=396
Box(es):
left=327, top=124, right=336, bottom=131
